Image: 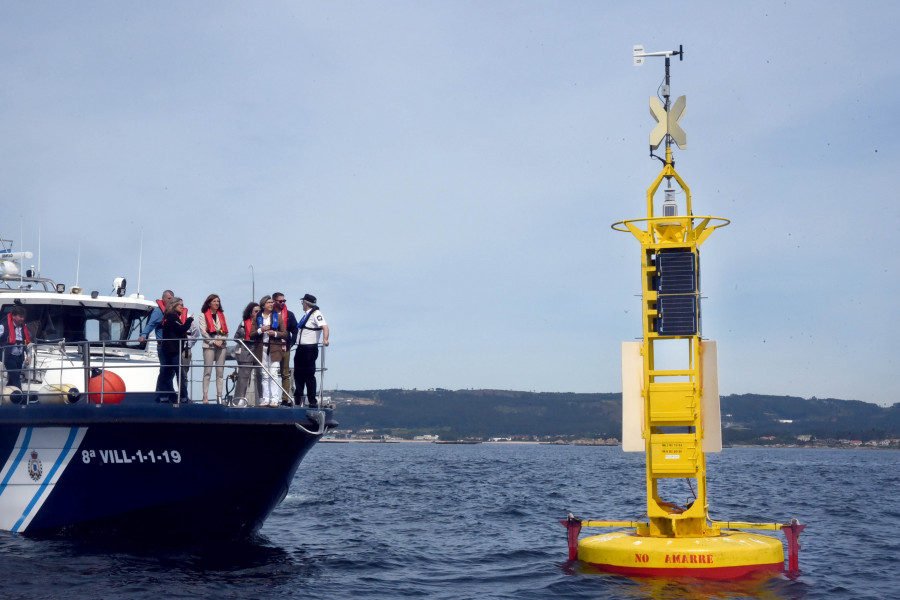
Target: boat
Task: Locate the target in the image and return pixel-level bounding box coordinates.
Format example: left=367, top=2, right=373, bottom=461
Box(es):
left=0, top=239, right=336, bottom=538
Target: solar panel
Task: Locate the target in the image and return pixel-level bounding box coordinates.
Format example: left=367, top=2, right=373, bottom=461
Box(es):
left=654, top=250, right=699, bottom=336
left=656, top=251, right=696, bottom=294
left=657, top=295, right=698, bottom=336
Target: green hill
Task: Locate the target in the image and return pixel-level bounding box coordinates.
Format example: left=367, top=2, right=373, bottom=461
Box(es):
left=328, top=389, right=900, bottom=445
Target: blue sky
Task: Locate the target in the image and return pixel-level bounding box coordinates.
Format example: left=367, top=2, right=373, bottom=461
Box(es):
left=2, top=1, right=897, bottom=405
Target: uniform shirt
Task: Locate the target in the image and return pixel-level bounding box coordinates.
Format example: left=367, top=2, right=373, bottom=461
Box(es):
left=298, top=309, right=326, bottom=346
left=0, top=324, right=27, bottom=356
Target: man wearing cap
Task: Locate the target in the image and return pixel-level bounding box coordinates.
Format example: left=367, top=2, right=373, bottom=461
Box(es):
left=293, top=293, right=329, bottom=408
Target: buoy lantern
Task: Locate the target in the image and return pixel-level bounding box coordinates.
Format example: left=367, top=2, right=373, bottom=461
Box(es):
left=88, top=370, right=126, bottom=404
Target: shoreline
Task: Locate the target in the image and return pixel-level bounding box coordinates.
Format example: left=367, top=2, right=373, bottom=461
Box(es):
left=320, top=439, right=898, bottom=449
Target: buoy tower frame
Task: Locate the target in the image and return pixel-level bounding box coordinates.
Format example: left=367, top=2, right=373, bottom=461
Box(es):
left=561, top=45, right=806, bottom=579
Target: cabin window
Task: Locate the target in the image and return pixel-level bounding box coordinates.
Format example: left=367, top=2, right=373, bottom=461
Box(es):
left=2, top=304, right=151, bottom=346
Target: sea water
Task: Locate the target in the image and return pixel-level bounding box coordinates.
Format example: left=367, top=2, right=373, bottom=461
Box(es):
left=0, top=444, right=896, bottom=599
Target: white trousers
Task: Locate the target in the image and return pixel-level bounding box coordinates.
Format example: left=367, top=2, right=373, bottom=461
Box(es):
left=260, top=350, right=281, bottom=405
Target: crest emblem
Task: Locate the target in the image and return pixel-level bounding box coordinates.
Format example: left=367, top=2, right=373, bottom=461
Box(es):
left=27, top=450, right=43, bottom=482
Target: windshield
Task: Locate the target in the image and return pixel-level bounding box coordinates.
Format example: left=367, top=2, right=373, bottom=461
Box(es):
left=4, top=304, right=152, bottom=346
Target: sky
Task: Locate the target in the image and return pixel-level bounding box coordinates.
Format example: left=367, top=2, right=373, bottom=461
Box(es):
left=1, top=1, right=897, bottom=406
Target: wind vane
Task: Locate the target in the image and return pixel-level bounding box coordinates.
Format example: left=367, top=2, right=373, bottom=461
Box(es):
left=634, top=45, right=687, bottom=151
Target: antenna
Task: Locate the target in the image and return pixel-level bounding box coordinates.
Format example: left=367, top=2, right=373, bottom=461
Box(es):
left=137, top=229, right=144, bottom=296
left=19, top=216, right=24, bottom=287
left=75, top=245, right=81, bottom=288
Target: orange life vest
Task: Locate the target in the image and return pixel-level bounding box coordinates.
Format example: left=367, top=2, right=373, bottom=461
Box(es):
left=158, top=299, right=187, bottom=323
left=5, top=313, right=31, bottom=344
left=204, top=309, right=228, bottom=335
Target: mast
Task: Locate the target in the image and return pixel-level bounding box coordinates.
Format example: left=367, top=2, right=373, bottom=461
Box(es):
left=620, top=43, right=728, bottom=537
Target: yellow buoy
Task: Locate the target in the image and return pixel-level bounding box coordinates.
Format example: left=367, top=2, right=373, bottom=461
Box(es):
left=563, top=45, right=804, bottom=580
left=579, top=531, right=783, bottom=579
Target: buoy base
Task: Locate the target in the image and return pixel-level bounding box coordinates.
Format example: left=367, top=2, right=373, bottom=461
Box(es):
left=578, top=530, right=784, bottom=580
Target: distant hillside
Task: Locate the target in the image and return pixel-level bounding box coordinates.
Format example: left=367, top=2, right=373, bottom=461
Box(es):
left=328, top=389, right=900, bottom=444
left=719, top=394, right=900, bottom=443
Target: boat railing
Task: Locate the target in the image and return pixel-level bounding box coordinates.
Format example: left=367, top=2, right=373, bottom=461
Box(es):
left=0, top=274, right=59, bottom=292
left=207, top=338, right=328, bottom=407
left=0, top=337, right=329, bottom=408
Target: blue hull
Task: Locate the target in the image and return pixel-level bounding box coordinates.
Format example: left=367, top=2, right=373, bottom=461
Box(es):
left=0, top=403, right=335, bottom=539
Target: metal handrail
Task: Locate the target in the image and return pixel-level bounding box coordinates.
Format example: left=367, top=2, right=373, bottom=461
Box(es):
left=224, top=338, right=328, bottom=406
left=1, top=336, right=329, bottom=408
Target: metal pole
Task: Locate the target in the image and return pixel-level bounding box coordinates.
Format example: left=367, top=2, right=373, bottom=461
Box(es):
left=176, top=340, right=182, bottom=404
left=318, top=344, right=325, bottom=406
left=81, top=342, right=91, bottom=405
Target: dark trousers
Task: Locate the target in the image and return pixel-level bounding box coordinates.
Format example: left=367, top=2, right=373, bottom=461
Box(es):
left=2, top=351, right=25, bottom=389
left=293, top=344, right=318, bottom=406
left=154, top=344, right=168, bottom=394
left=157, top=348, right=187, bottom=402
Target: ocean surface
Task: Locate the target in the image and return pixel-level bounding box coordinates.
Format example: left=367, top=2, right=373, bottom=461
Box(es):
left=1, top=443, right=897, bottom=599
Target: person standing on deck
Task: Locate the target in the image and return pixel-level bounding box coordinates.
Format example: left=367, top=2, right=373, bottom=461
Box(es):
left=272, top=292, right=298, bottom=406
left=0, top=306, right=32, bottom=389
left=293, top=293, right=329, bottom=408
left=139, top=289, right=174, bottom=345
left=234, top=302, right=263, bottom=404
left=256, top=295, right=287, bottom=407
left=158, top=297, right=194, bottom=403
left=181, top=306, right=200, bottom=402
left=199, top=294, right=229, bottom=403
left=139, top=289, right=174, bottom=396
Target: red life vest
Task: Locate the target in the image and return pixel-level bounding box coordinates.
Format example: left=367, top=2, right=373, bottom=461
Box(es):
left=243, top=318, right=254, bottom=340
left=158, top=299, right=187, bottom=323
left=204, top=309, right=228, bottom=335
left=6, top=313, right=31, bottom=344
